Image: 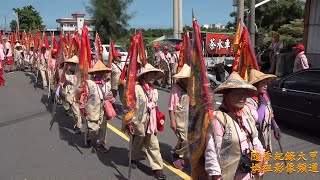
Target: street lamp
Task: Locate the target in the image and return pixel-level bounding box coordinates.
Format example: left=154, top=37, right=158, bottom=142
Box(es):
left=13, top=12, right=19, bottom=30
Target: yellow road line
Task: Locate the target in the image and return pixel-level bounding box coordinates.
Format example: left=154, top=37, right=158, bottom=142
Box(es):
left=107, top=123, right=191, bottom=180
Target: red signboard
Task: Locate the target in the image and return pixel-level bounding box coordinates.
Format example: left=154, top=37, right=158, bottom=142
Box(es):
left=206, top=33, right=235, bottom=55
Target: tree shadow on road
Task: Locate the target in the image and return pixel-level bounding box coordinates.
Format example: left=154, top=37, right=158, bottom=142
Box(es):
left=24, top=72, right=43, bottom=90
left=41, top=94, right=54, bottom=114
left=51, top=106, right=87, bottom=154
left=96, top=145, right=154, bottom=179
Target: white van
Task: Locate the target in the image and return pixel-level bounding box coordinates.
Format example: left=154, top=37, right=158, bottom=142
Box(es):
left=102, top=44, right=128, bottom=69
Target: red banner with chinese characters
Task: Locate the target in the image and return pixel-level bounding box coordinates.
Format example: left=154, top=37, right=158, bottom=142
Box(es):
left=206, top=33, right=234, bottom=55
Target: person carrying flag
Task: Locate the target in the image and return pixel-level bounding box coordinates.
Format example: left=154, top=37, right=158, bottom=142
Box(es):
left=126, top=63, right=166, bottom=180
left=168, top=64, right=190, bottom=169
left=49, top=49, right=58, bottom=94
left=4, top=37, right=13, bottom=73
left=0, top=42, right=5, bottom=86
left=38, top=44, right=49, bottom=88
left=14, top=42, right=24, bottom=71
left=159, top=46, right=171, bottom=88
left=205, top=72, right=265, bottom=180
left=80, top=60, right=114, bottom=153
left=170, top=44, right=180, bottom=85
left=153, top=43, right=161, bottom=68
left=60, top=55, right=82, bottom=134
left=111, top=51, right=126, bottom=107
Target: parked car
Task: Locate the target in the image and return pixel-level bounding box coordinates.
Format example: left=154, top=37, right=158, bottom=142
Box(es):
left=102, top=44, right=128, bottom=69
left=267, top=67, right=320, bottom=132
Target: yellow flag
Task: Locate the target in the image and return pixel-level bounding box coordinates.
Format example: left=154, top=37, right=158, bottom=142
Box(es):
left=233, top=19, right=242, bottom=48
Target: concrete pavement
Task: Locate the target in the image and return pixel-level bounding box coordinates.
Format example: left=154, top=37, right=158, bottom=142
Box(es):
left=0, top=71, right=319, bottom=180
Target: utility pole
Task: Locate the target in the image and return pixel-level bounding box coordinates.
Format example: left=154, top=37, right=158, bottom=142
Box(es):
left=4, top=16, right=7, bottom=33
left=178, top=0, right=182, bottom=39
left=249, top=0, right=256, bottom=48
left=173, top=0, right=179, bottom=38
left=237, top=0, right=244, bottom=25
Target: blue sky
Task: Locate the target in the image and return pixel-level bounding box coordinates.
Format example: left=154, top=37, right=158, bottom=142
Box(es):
left=0, top=0, right=235, bottom=29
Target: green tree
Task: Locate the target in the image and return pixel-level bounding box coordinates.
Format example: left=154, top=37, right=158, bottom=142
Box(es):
left=230, top=0, right=304, bottom=31
left=10, top=20, right=17, bottom=31
left=256, top=0, right=303, bottom=31
left=10, top=5, right=45, bottom=32
left=86, top=0, right=134, bottom=43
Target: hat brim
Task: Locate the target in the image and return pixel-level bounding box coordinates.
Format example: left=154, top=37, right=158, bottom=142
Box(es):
left=249, top=74, right=277, bottom=85
left=137, top=69, right=164, bottom=80
left=214, top=79, right=257, bottom=94
left=173, top=75, right=189, bottom=79
left=88, top=68, right=112, bottom=74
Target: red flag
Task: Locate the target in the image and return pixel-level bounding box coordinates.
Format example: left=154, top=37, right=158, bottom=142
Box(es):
left=120, top=39, right=135, bottom=81
left=27, top=31, right=32, bottom=55
left=122, top=34, right=139, bottom=131
left=232, top=26, right=259, bottom=81
left=21, top=31, right=26, bottom=46
left=11, top=33, right=15, bottom=50
left=41, top=31, right=49, bottom=48
left=94, top=32, right=103, bottom=64
left=68, top=32, right=80, bottom=58
left=137, top=29, right=147, bottom=66
left=187, top=18, right=215, bottom=179
left=33, top=29, right=40, bottom=54
left=107, top=40, right=115, bottom=68
left=15, top=27, right=20, bottom=41
left=59, top=34, right=68, bottom=57
left=177, top=28, right=191, bottom=73
left=79, top=26, right=92, bottom=80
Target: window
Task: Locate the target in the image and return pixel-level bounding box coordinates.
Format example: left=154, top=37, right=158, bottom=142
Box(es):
left=115, top=46, right=126, bottom=52
left=282, top=70, right=320, bottom=94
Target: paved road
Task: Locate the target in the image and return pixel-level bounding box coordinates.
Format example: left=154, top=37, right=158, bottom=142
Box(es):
left=0, top=71, right=319, bottom=180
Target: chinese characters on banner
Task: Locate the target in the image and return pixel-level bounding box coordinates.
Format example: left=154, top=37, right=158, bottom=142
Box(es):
left=250, top=151, right=319, bottom=174
left=206, top=33, right=235, bottom=55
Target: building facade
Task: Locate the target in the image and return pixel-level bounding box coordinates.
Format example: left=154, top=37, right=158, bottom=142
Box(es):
left=56, top=12, right=94, bottom=37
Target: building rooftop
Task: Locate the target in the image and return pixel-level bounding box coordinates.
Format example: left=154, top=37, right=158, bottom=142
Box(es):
left=56, top=12, right=93, bottom=23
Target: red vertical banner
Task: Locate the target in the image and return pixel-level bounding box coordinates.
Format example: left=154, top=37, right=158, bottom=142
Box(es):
left=187, top=18, right=215, bottom=179
left=122, top=34, right=139, bottom=131
left=177, top=28, right=191, bottom=73
left=232, top=26, right=259, bottom=81
left=79, top=26, right=92, bottom=86
left=107, top=40, right=115, bottom=68
left=138, top=29, right=147, bottom=66
left=94, top=32, right=103, bottom=64
left=21, top=31, right=26, bottom=46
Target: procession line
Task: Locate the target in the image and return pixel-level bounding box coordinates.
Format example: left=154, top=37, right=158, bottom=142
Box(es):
left=107, top=123, right=192, bottom=180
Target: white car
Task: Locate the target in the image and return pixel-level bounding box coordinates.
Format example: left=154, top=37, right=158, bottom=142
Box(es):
left=102, top=44, right=128, bottom=69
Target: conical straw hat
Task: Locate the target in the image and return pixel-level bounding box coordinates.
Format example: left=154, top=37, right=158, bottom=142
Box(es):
left=173, top=64, right=190, bottom=79
left=64, top=55, right=79, bottom=64
left=214, top=72, right=257, bottom=94
left=137, top=63, right=164, bottom=80
left=248, top=69, right=277, bottom=85
left=88, top=60, right=112, bottom=73
left=15, top=43, right=22, bottom=48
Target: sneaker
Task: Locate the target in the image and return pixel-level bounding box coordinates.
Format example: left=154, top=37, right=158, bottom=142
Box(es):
left=172, top=153, right=182, bottom=169
left=153, top=170, right=166, bottom=180
left=180, top=158, right=186, bottom=167
left=96, top=144, right=109, bottom=153
left=131, top=160, right=137, bottom=169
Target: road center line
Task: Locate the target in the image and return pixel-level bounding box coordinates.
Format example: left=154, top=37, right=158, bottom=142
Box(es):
left=107, top=123, right=191, bottom=180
